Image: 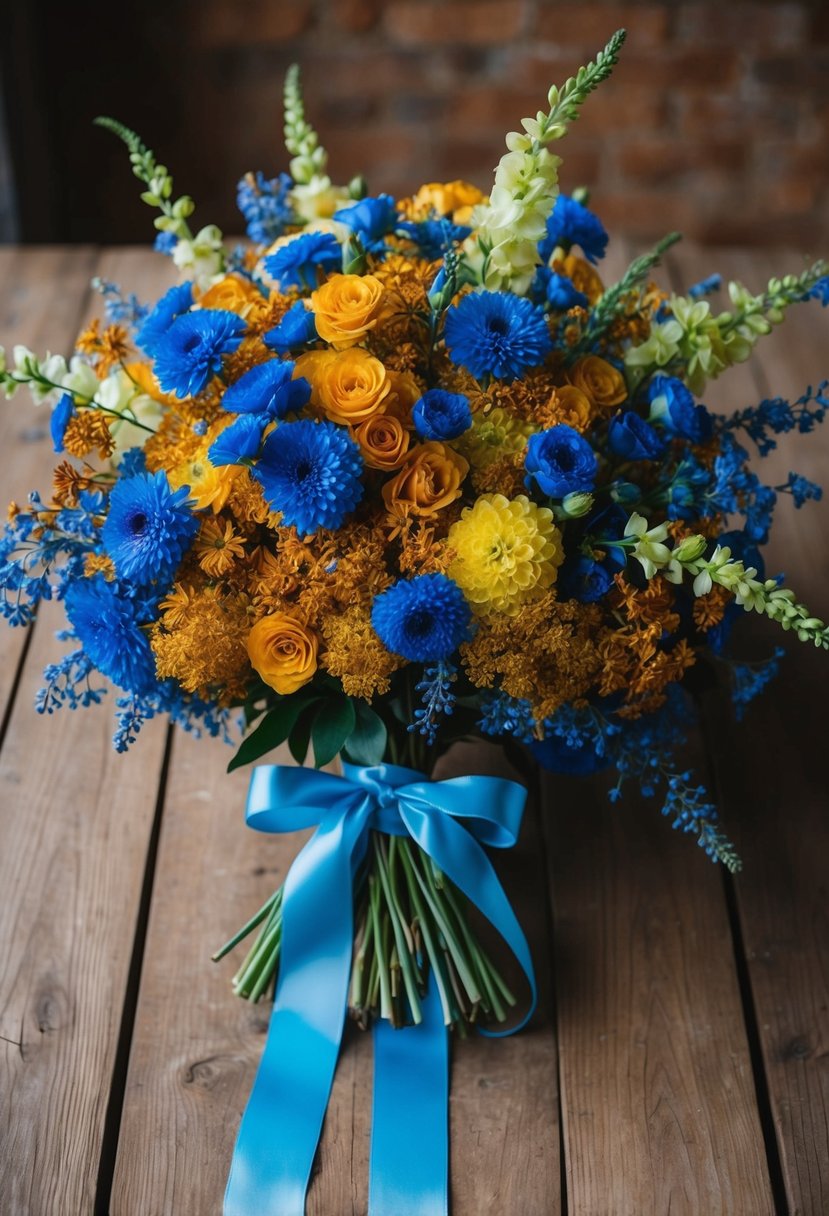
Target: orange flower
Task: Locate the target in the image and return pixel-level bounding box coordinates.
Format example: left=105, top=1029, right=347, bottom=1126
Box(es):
left=198, top=274, right=266, bottom=319
left=317, top=348, right=390, bottom=425
left=414, top=180, right=484, bottom=223
left=553, top=385, right=595, bottom=432
left=247, top=613, right=319, bottom=695
left=310, top=274, right=385, bottom=349
left=383, top=370, right=423, bottom=430
left=123, top=360, right=180, bottom=408
left=566, top=355, right=627, bottom=410
left=355, top=413, right=410, bottom=470
left=382, top=441, right=468, bottom=518
left=557, top=254, right=604, bottom=305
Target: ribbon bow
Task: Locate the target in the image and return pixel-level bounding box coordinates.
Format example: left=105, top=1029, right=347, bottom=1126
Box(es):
left=225, top=762, right=535, bottom=1216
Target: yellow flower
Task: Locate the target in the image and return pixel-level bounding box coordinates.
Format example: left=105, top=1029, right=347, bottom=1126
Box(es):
left=317, top=347, right=390, bottom=425
left=247, top=613, right=319, bottom=695
left=448, top=493, right=563, bottom=615
left=355, top=413, right=410, bottom=470
left=198, top=274, right=267, bottom=320
left=310, top=274, right=385, bottom=349
left=566, top=355, right=627, bottom=410
left=168, top=451, right=238, bottom=513
left=195, top=517, right=247, bottom=577
left=382, top=441, right=468, bottom=519
left=414, top=180, right=485, bottom=223
left=383, top=370, right=422, bottom=430
left=459, top=407, right=536, bottom=470
left=557, top=254, right=604, bottom=305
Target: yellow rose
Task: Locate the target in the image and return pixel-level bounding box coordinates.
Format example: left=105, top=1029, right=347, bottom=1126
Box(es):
left=414, top=180, right=485, bottom=222
left=247, top=613, right=319, bottom=695
left=383, top=370, right=423, bottom=430
left=382, top=441, right=469, bottom=518
left=566, top=355, right=627, bottom=410
left=557, top=254, right=604, bottom=305
left=310, top=274, right=385, bottom=349
left=553, top=385, right=594, bottom=432
left=198, top=274, right=266, bottom=319
left=317, top=348, right=390, bottom=425
left=355, top=413, right=410, bottom=470
left=293, top=349, right=338, bottom=414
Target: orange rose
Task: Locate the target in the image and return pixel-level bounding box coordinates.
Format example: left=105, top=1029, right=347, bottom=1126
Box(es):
left=557, top=254, right=604, bottom=305
left=310, top=274, right=385, bottom=349
left=382, top=441, right=469, bottom=518
left=383, top=370, right=423, bottom=430
left=553, top=385, right=594, bottom=432
left=414, top=180, right=485, bottom=222
left=355, top=413, right=410, bottom=470
left=247, top=613, right=318, bottom=695
left=566, top=355, right=627, bottom=410
left=198, top=274, right=265, bottom=319
left=317, top=348, right=390, bottom=425
left=292, top=349, right=338, bottom=414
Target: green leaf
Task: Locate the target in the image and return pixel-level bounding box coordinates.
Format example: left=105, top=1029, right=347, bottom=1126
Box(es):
left=289, top=703, right=317, bottom=765
left=312, top=696, right=357, bottom=769
left=227, top=693, right=318, bottom=773
left=343, top=701, right=388, bottom=766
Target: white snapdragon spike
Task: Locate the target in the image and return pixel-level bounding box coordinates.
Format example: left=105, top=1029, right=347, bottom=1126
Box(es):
left=624, top=512, right=677, bottom=581
left=173, top=224, right=225, bottom=290
left=61, top=356, right=99, bottom=404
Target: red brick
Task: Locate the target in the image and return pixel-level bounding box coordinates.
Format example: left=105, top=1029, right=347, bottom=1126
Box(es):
left=535, top=4, right=669, bottom=50
left=190, top=0, right=314, bottom=46
left=619, top=137, right=750, bottom=186
left=383, top=1, right=527, bottom=46
left=330, top=0, right=381, bottom=33
left=675, top=3, right=806, bottom=49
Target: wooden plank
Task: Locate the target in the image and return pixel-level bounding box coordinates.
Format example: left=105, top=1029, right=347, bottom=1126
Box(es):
left=0, top=248, right=170, bottom=1215
left=112, top=727, right=561, bottom=1214
left=0, top=245, right=98, bottom=717
left=679, top=247, right=829, bottom=1215
left=546, top=242, right=775, bottom=1215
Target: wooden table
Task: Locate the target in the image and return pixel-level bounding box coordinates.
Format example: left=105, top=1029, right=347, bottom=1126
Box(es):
left=0, top=244, right=827, bottom=1216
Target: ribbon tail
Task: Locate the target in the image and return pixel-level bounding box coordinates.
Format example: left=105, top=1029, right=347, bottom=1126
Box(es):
left=369, top=980, right=449, bottom=1216
left=225, top=802, right=370, bottom=1216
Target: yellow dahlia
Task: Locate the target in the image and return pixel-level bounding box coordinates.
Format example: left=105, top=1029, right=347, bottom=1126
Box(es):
left=459, top=407, right=537, bottom=470
left=448, top=493, right=563, bottom=615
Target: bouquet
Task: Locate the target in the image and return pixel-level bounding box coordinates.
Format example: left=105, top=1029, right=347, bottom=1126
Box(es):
left=2, top=28, right=828, bottom=1211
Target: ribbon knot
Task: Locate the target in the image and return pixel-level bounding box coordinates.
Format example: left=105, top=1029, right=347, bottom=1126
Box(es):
left=225, top=762, right=536, bottom=1216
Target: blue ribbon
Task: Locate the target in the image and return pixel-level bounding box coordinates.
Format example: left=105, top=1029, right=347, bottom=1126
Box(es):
left=224, top=762, right=535, bottom=1216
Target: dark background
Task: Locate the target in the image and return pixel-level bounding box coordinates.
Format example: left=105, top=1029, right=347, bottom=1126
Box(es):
left=2, top=0, right=828, bottom=249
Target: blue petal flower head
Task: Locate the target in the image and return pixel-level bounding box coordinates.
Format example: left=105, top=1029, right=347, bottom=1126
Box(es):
left=371, top=573, right=472, bottom=662
left=263, top=301, right=318, bottom=353
left=546, top=272, right=588, bottom=311
left=444, top=291, right=552, bottom=382
left=50, top=393, right=75, bottom=453
left=253, top=418, right=364, bottom=535
left=64, top=574, right=158, bottom=694
left=412, top=389, right=472, bottom=441
left=135, top=281, right=194, bottom=357
left=118, top=447, right=147, bottom=478
left=807, top=275, right=829, bottom=306
left=153, top=309, right=246, bottom=399
left=209, top=415, right=265, bottom=466
left=102, top=471, right=198, bottom=586
left=524, top=424, right=597, bottom=498
left=608, top=411, right=667, bottom=461
left=153, top=232, right=178, bottom=257
left=263, top=232, right=342, bottom=291
left=222, top=359, right=311, bottom=420
left=237, top=170, right=294, bottom=244
left=539, top=194, right=609, bottom=265
left=398, top=219, right=472, bottom=260
left=557, top=554, right=614, bottom=603
left=334, top=194, right=398, bottom=253
left=648, top=374, right=712, bottom=443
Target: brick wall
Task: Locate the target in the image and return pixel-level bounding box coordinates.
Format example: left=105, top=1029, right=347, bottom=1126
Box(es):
left=6, top=1, right=828, bottom=248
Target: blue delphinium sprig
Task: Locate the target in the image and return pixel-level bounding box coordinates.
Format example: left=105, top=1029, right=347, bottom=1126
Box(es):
left=478, top=691, right=538, bottom=744
left=687, top=273, right=722, bottom=301
left=725, top=648, right=785, bottom=721
left=660, top=773, right=742, bottom=871
left=718, top=381, right=829, bottom=457
left=237, top=171, right=295, bottom=244
left=410, top=661, right=457, bottom=745
left=35, top=637, right=106, bottom=715
left=91, top=277, right=149, bottom=329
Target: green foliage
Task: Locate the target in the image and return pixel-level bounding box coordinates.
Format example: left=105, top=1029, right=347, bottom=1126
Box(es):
left=227, top=691, right=321, bottom=772
left=94, top=116, right=195, bottom=238
left=535, top=28, right=628, bottom=146
left=311, top=696, right=357, bottom=768
left=343, top=701, right=388, bottom=767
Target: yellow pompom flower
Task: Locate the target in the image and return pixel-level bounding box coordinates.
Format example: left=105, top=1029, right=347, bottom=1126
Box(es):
left=448, top=493, right=563, bottom=615
left=459, top=407, right=537, bottom=470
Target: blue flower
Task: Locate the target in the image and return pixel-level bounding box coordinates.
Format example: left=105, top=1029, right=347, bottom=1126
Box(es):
left=608, top=411, right=667, bottom=461
left=65, top=575, right=158, bottom=693
left=153, top=309, right=246, bottom=398
left=412, top=389, right=472, bottom=441
left=209, top=415, right=265, bottom=466
left=371, top=573, right=472, bottom=662
left=807, top=275, right=829, bottom=306
left=263, top=301, right=318, bottom=353
left=783, top=471, right=822, bottom=508
left=135, top=281, right=194, bottom=357
left=237, top=171, right=294, bottom=244
left=558, top=555, right=615, bottom=603
left=524, top=424, right=597, bottom=498
left=398, top=219, right=471, bottom=260
left=539, top=195, right=608, bottom=265
left=118, top=447, right=147, bottom=478
left=688, top=273, right=722, bottom=301
left=102, top=472, right=198, bottom=586
left=444, top=291, right=552, bottom=382
left=153, top=232, right=178, bottom=257
left=546, top=272, right=588, bottom=311
left=648, top=374, right=712, bottom=443
left=222, top=359, right=310, bottom=420
left=50, top=393, right=75, bottom=453
left=253, top=419, right=364, bottom=535
left=263, top=232, right=342, bottom=291
left=334, top=194, right=398, bottom=253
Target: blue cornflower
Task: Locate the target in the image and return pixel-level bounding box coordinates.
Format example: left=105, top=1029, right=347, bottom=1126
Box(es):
left=444, top=291, right=552, bottom=382
left=102, top=472, right=198, bottom=586
left=51, top=393, right=75, bottom=453
left=236, top=171, right=294, bottom=244
left=648, top=374, right=712, bottom=443
left=263, top=232, right=342, bottom=291
left=807, top=275, right=829, bottom=306
left=558, top=555, right=615, bottom=603
left=118, top=447, right=147, bottom=478
left=153, top=232, right=178, bottom=257
left=412, top=389, right=472, bottom=441
left=608, top=411, right=667, bottom=461
left=65, top=575, right=158, bottom=694
left=135, top=281, right=194, bottom=357
left=371, top=573, right=472, bottom=662
left=263, top=301, right=318, bottom=353
left=546, top=272, right=588, bottom=311
left=688, top=273, right=722, bottom=301
left=209, top=415, right=266, bottom=466
left=398, top=219, right=471, bottom=260
left=334, top=195, right=398, bottom=253
left=539, top=195, right=608, bottom=265
left=524, top=424, right=597, bottom=498
left=253, top=419, right=364, bottom=535
left=153, top=310, right=246, bottom=398
left=222, top=359, right=311, bottom=420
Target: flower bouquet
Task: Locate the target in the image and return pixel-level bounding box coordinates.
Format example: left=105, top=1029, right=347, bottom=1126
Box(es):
left=2, top=28, right=828, bottom=1212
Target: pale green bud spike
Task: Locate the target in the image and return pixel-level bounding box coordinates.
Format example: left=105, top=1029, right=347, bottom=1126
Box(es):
left=283, top=62, right=328, bottom=185
left=540, top=28, right=627, bottom=146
